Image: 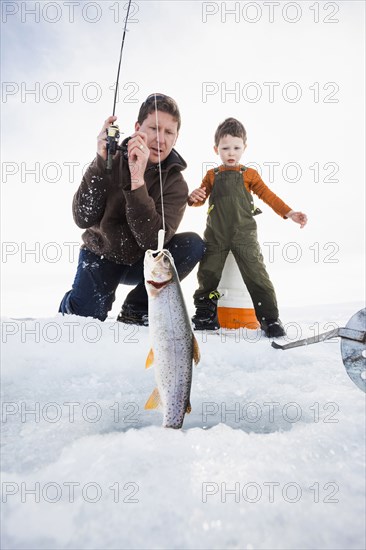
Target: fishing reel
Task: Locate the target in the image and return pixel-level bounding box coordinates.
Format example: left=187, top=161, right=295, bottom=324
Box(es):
left=105, top=125, right=131, bottom=173
left=106, top=124, right=122, bottom=173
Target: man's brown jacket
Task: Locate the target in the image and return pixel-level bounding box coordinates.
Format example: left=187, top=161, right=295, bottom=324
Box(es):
left=73, top=139, right=188, bottom=265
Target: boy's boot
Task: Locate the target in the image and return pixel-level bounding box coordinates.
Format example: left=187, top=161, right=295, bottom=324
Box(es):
left=192, top=293, right=220, bottom=331
left=260, top=318, right=285, bottom=338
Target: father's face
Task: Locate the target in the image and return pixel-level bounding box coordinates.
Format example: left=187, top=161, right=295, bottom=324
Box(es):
left=135, top=111, right=179, bottom=164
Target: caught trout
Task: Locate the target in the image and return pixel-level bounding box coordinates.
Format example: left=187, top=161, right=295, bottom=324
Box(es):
left=144, top=249, right=200, bottom=428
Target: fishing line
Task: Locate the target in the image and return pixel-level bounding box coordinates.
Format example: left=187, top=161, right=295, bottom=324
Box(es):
left=107, top=2, right=166, bottom=252
left=154, top=93, right=166, bottom=252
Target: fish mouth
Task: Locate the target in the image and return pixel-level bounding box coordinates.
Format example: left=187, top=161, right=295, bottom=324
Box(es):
left=146, top=280, right=171, bottom=289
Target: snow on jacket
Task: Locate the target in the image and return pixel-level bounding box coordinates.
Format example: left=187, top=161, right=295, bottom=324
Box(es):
left=73, top=139, right=188, bottom=265
left=189, top=165, right=292, bottom=218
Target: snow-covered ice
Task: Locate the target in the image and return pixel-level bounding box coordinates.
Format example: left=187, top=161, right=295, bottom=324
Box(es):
left=1, top=302, right=365, bottom=550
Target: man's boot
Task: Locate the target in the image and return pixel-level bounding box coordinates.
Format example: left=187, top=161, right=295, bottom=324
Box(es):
left=117, top=303, right=149, bottom=326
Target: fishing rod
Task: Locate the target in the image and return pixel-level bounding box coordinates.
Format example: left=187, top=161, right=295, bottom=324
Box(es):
left=106, top=0, right=133, bottom=174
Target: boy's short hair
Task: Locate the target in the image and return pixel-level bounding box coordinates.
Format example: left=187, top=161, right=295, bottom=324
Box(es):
left=214, top=117, right=247, bottom=146
left=137, top=93, right=181, bottom=131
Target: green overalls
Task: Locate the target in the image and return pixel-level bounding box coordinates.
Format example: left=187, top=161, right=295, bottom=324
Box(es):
left=193, top=167, right=279, bottom=323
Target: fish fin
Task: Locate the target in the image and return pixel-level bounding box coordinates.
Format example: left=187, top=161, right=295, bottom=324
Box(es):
left=192, top=334, right=201, bottom=365
left=144, top=387, right=161, bottom=410
left=186, top=400, right=192, bottom=414
left=145, top=348, right=154, bottom=369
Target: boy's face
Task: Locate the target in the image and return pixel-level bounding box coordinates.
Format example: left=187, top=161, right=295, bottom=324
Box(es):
left=135, top=111, right=179, bottom=164
left=214, top=134, right=246, bottom=167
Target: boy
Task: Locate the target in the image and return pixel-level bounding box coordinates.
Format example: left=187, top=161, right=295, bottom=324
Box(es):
left=188, top=117, right=307, bottom=337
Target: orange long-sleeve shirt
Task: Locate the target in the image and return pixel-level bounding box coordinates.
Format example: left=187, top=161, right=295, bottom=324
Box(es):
left=189, top=165, right=292, bottom=219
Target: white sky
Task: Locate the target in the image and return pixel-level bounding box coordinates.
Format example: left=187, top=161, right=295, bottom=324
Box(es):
left=1, top=0, right=365, bottom=317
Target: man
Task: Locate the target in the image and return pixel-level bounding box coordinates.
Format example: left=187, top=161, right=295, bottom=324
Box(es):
left=59, top=94, right=205, bottom=324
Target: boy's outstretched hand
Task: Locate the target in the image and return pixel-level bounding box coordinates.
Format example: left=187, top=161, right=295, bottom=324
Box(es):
left=188, top=187, right=207, bottom=204
left=287, top=210, right=308, bottom=228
